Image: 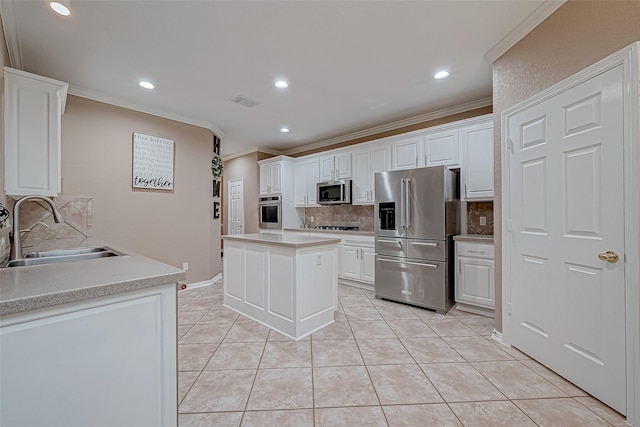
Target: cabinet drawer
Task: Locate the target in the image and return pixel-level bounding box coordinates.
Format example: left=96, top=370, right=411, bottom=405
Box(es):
left=407, top=239, right=447, bottom=262
left=456, top=241, right=494, bottom=259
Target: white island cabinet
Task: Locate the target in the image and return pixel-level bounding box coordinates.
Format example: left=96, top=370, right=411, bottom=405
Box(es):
left=223, top=233, right=340, bottom=340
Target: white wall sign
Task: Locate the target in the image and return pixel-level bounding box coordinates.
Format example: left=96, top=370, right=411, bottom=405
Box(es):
left=132, top=133, right=175, bottom=190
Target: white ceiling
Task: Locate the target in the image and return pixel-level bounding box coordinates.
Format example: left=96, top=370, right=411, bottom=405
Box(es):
left=0, top=0, right=562, bottom=158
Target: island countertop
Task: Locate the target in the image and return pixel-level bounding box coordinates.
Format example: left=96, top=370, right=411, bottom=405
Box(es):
left=222, top=233, right=340, bottom=248
left=0, top=239, right=186, bottom=317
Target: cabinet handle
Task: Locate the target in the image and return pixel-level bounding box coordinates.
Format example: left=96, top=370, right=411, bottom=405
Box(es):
left=467, top=250, right=487, bottom=255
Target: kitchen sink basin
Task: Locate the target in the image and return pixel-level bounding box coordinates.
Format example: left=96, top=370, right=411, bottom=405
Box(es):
left=6, top=246, right=125, bottom=267
left=24, top=246, right=114, bottom=258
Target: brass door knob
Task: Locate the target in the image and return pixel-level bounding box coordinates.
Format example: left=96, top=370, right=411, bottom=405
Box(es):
left=598, top=251, right=619, bottom=263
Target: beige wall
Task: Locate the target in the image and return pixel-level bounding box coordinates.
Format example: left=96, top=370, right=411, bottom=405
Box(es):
left=222, top=151, right=261, bottom=235
left=492, top=0, right=640, bottom=332
left=61, top=95, right=220, bottom=283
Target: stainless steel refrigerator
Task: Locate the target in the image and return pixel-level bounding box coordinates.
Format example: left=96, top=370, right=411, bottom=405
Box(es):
left=374, top=165, right=459, bottom=314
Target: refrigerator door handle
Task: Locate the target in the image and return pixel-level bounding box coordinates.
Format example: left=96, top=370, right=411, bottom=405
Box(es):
left=406, top=178, right=412, bottom=229
left=378, top=258, right=438, bottom=269
left=411, top=241, right=438, bottom=247
left=400, top=178, right=406, bottom=231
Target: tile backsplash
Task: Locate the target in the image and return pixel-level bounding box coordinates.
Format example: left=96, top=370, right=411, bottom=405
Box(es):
left=466, top=201, right=494, bottom=235
left=302, top=201, right=494, bottom=236
left=2, top=196, right=93, bottom=252
left=303, top=205, right=374, bottom=231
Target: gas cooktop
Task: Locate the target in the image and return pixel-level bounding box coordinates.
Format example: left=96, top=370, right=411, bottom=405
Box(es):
left=314, top=226, right=360, bottom=231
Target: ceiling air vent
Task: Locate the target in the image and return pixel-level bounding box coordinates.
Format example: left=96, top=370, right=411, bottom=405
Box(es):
left=231, top=95, right=260, bottom=108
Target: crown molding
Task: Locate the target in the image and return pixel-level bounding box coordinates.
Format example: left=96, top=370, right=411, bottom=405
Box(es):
left=68, top=86, right=224, bottom=136
left=222, top=147, right=283, bottom=162
left=0, top=0, right=23, bottom=69
left=485, top=0, right=567, bottom=64
left=282, top=96, right=492, bottom=156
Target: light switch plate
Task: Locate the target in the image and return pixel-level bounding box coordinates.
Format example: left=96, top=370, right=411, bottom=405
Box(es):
left=479, top=216, right=487, bottom=226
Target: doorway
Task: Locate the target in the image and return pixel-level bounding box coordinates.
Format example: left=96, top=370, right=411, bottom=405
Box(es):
left=228, top=178, right=244, bottom=236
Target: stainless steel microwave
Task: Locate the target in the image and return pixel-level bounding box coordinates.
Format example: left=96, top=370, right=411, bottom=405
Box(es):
left=317, top=180, right=351, bottom=205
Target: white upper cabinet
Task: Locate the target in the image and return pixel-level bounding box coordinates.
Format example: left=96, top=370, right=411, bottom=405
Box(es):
left=319, top=152, right=352, bottom=181
left=423, top=128, right=460, bottom=168
left=390, top=137, right=421, bottom=170
left=461, top=121, right=494, bottom=200
left=4, top=67, right=68, bottom=196
left=259, top=159, right=283, bottom=195
left=352, top=144, right=389, bottom=205
left=294, top=158, right=320, bottom=206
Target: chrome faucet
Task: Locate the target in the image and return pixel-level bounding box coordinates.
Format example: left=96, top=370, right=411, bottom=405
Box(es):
left=9, top=196, right=64, bottom=261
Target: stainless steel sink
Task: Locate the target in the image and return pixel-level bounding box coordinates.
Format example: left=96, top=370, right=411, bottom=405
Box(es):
left=24, top=246, right=114, bottom=258
left=6, top=246, right=125, bottom=267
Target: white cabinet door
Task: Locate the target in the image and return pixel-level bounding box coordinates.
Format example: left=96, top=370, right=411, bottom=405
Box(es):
left=294, top=162, right=308, bottom=206
left=361, top=246, right=376, bottom=284
left=461, top=122, right=494, bottom=200
left=424, top=129, right=460, bottom=168
left=352, top=150, right=372, bottom=205
left=340, top=245, right=361, bottom=280
left=391, top=137, right=420, bottom=170
left=4, top=67, right=68, bottom=196
left=270, top=162, right=282, bottom=194
left=319, top=155, right=335, bottom=181
left=306, top=159, right=319, bottom=205
left=456, top=256, right=495, bottom=308
left=335, top=152, right=352, bottom=179
left=294, top=159, right=319, bottom=206
left=259, top=163, right=271, bottom=195
left=370, top=144, right=389, bottom=201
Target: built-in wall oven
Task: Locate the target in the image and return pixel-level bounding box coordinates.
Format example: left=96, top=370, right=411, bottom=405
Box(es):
left=258, top=195, right=282, bottom=230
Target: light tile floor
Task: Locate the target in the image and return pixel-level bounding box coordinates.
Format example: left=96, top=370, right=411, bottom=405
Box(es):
left=177, top=282, right=628, bottom=427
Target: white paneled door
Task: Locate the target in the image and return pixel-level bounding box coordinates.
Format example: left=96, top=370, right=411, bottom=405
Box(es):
left=508, top=65, right=626, bottom=413
left=229, top=178, right=244, bottom=235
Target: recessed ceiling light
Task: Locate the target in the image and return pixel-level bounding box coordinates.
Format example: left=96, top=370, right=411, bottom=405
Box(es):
left=434, top=71, right=450, bottom=80
left=275, top=80, right=289, bottom=89
left=280, top=127, right=290, bottom=133
left=139, top=81, right=155, bottom=90
left=50, top=1, right=71, bottom=16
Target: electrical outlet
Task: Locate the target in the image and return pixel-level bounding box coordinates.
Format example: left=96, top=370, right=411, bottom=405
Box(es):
left=183, top=262, right=189, bottom=271
left=479, top=216, right=487, bottom=226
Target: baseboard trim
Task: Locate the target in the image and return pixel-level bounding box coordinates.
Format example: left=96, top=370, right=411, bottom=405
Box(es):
left=491, top=329, right=505, bottom=344
left=183, top=273, right=222, bottom=290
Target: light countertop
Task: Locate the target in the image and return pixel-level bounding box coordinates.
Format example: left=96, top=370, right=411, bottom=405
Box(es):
left=223, top=233, right=341, bottom=248
left=453, top=234, right=495, bottom=243
left=0, top=238, right=185, bottom=317
left=284, top=228, right=375, bottom=237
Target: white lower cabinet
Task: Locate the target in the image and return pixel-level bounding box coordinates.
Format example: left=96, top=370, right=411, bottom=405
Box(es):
left=455, top=239, right=495, bottom=316
left=340, top=237, right=375, bottom=285
left=0, top=284, right=177, bottom=427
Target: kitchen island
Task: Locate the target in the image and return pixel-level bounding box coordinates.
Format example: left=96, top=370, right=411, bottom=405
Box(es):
left=0, top=239, right=185, bottom=427
left=222, top=233, right=340, bottom=340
